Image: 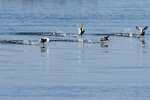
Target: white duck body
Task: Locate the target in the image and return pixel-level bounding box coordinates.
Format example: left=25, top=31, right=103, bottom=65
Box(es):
left=40, top=37, right=49, bottom=48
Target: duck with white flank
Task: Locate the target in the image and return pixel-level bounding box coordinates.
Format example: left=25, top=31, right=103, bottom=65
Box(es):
left=78, top=24, right=85, bottom=37
left=100, top=35, right=109, bottom=41
left=100, top=35, right=110, bottom=48
left=40, top=37, right=49, bottom=48
left=136, top=26, right=148, bottom=36
left=77, top=24, right=85, bottom=42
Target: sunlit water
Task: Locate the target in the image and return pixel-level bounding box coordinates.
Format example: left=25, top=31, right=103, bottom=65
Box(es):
left=0, top=0, right=150, bottom=100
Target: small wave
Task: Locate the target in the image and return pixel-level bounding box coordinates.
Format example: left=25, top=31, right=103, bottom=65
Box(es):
left=8, top=32, right=112, bottom=37
left=0, top=32, right=145, bottom=45
left=13, top=32, right=67, bottom=37
left=0, top=38, right=101, bottom=45
left=91, top=33, right=136, bottom=37
left=0, top=40, right=36, bottom=45
left=50, top=38, right=100, bottom=44
left=1, top=32, right=149, bottom=38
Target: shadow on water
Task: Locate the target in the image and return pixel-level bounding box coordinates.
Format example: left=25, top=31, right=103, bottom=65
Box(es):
left=100, top=42, right=109, bottom=54
left=139, top=37, right=146, bottom=48
left=136, top=36, right=147, bottom=49
left=78, top=41, right=84, bottom=48
left=40, top=46, right=49, bottom=57
left=100, top=41, right=109, bottom=48
left=77, top=45, right=85, bottom=64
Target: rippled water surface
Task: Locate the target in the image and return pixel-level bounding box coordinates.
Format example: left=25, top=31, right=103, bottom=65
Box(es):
left=0, top=0, right=150, bottom=100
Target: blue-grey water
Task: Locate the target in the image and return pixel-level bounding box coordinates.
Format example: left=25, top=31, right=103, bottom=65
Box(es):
left=0, top=0, right=150, bottom=100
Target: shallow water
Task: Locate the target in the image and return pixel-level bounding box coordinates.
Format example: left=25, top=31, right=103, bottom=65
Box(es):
left=0, top=0, right=150, bottom=100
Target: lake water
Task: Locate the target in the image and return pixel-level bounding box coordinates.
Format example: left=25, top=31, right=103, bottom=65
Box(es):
left=0, top=0, right=150, bottom=100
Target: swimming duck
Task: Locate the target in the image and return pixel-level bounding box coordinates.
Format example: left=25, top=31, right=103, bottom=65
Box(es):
left=136, top=26, right=148, bottom=36
left=40, top=37, right=49, bottom=48
left=100, top=35, right=109, bottom=41
left=78, top=24, right=85, bottom=37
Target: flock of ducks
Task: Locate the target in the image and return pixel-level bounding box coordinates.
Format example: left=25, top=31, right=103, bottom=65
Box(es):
left=40, top=24, right=148, bottom=48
